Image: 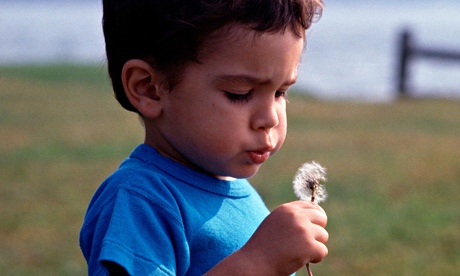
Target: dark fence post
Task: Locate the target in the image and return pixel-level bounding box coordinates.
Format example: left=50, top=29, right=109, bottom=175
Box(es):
left=397, top=29, right=411, bottom=97
left=396, top=29, right=460, bottom=98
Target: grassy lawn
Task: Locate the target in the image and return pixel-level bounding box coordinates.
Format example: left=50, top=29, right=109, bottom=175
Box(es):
left=1, top=65, right=459, bottom=275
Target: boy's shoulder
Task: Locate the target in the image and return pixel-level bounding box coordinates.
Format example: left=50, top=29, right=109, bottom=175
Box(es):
left=95, top=144, right=183, bottom=201
left=81, top=144, right=187, bottom=234
left=111, top=144, right=177, bottom=186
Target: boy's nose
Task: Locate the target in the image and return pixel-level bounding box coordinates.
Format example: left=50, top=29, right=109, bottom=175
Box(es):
left=251, top=99, right=280, bottom=131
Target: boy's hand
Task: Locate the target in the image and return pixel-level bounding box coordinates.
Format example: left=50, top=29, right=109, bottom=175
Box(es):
left=239, top=201, right=328, bottom=275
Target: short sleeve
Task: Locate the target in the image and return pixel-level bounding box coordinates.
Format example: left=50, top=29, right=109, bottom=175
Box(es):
left=84, top=188, right=190, bottom=276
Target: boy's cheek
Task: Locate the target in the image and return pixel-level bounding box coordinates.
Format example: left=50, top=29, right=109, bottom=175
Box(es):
left=273, top=131, right=287, bottom=154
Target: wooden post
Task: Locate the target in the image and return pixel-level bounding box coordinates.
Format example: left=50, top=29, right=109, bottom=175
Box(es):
left=396, top=29, right=460, bottom=98
left=397, top=29, right=412, bottom=97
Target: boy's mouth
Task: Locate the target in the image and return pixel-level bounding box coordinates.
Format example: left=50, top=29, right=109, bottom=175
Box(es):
left=247, top=150, right=271, bottom=164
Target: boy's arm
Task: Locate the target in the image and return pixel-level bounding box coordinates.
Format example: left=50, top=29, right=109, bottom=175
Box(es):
left=205, top=201, right=328, bottom=275
left=204, top=249, right=260, bottom=275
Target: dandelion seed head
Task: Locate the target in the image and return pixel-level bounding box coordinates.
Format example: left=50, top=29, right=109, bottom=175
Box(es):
left=293, top=161, right=328, bottom=203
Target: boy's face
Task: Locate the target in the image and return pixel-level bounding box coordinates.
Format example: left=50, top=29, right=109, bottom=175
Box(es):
left=148, top=26, right=304, bottom=179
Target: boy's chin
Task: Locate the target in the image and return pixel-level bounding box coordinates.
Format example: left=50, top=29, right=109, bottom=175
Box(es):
left=214, top=165, right=262, bottom=180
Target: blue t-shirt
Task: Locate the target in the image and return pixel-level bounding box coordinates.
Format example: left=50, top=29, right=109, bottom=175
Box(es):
left=80, top=144, right=270, bottom=275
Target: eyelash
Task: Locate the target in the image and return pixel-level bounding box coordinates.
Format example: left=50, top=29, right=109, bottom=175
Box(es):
left=225, top=90, right=253, bottom=103
left=225, top=90, right=287, bottom=103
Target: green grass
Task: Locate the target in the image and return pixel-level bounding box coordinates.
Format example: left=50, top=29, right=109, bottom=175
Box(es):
left=1, top=65, right=459, bottom=275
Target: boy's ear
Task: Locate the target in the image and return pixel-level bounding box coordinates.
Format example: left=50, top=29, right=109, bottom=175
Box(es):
left=122, top=59, right=165, bottom=118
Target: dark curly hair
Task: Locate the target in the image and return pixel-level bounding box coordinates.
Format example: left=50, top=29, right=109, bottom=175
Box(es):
left=102, top=0, right=323, bottom=113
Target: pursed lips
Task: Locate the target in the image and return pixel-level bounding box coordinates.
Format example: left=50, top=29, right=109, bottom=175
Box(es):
left=247, top=146, right=273, bottom=164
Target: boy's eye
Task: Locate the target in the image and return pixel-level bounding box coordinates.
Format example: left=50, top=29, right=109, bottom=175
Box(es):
left=225, top=90, right=253, bottom=103
left=275, top=90, right=287, bottom=98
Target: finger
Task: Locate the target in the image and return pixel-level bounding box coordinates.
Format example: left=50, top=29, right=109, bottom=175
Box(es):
left=311, top=224, right=329, bottom=244
left=309, top=209, right=327, bottom=228
left=301, top=207, right=327, bottom=228
left=294, top=200, right=326, bottom=214
left=308, top=242, right=328, bottom=264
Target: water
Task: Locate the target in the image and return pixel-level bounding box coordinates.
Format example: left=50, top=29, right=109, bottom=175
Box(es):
left=0, top=0, right=104, bottom=64
left=1, top=0, right=460, bottom=101
left=300, top=0, right=460, bottom=101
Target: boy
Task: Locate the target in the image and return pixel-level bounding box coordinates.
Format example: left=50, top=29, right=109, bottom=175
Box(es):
left=80, top=0, right=328, bottom=275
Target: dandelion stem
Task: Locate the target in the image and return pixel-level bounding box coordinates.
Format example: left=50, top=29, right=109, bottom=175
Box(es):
left=306, top=181, right=318, bottom=275
left=306, top=262, right=313, bottom=276
left=310, top=181, right=319, bottom=202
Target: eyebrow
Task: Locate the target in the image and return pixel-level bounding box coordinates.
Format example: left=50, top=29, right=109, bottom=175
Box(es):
left=214, top=74, right=297, bottom=86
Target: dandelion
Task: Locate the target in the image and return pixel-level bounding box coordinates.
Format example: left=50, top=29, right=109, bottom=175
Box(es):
left=292, top=161, right=328, bottom=276
left=292, top=161, right=327, bottom=203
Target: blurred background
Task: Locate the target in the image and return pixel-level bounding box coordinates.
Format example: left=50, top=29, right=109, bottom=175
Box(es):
left=1, top=0, right=459, bottom=275
left=1, top=0, right=460, bottom=100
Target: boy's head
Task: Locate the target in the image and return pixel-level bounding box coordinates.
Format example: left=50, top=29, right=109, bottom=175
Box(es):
left=102, top=0, right=323, bottom=113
